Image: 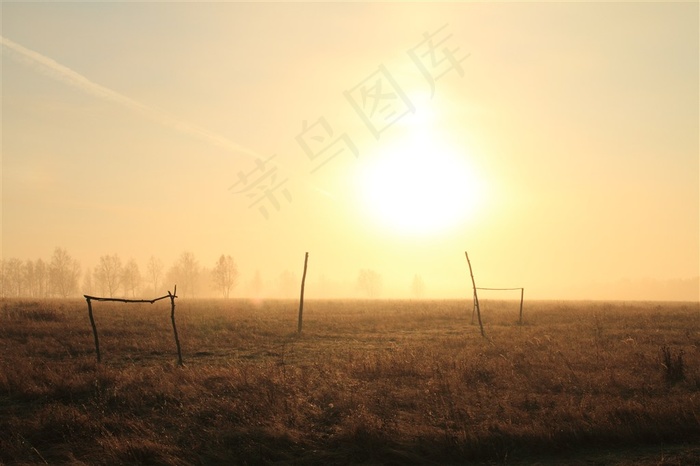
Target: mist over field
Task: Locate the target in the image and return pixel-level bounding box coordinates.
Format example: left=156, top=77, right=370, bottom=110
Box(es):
left=1, top=247, right=698, bottom=302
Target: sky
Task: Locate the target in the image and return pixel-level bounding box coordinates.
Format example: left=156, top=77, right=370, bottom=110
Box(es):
left=1, top=1, right=698, bottom=300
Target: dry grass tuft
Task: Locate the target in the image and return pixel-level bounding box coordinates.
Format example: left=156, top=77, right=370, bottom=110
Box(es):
left=660, top=345, right=685, bottom=385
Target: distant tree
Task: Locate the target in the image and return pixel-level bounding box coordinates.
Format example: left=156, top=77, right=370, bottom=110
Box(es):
left=212, top=254, right=238, bottom=299
left=34, top=258, right=49, bottom=298
left=277, top=269, right=297, bottom=298
left=199, top=266, right=214, bottom=297
left=94, top=254, right=122, bottom=298
left=168, top=251, right=199, bottom=298
left=146, top=256, right=164, bottom=295
left=249, top=270, right=264, bottom=299
left=82, top=268, right=94, bottom=296
left=411, top=274, right=426, bottom=299
left=181, top=251, right=200, bottom=297
left=122, top=259, right=142, bottom=298
left=357, top=269, right=382, bottom=298
left=165, top=265, right=180, bottom=295
left=50, top=247, right=81, bottom=298
left=5, top=258, right=24, bottom=297
left=316, top=274, right=329, bottom=299
left=23, top=260, right=36, bottom=298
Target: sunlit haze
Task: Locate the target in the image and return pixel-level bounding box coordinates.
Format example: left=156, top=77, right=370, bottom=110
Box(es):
left=1, top=2, right=698, bottom=300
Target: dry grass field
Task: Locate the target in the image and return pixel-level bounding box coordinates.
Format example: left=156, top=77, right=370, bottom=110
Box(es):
left=1, top=298, right=699, bottom=465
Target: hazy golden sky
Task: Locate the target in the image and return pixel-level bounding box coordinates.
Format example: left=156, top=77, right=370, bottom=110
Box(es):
left=2, top=2, right=698, bottom=300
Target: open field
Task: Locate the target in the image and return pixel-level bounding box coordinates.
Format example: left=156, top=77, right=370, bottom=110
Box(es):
left=1, top=298, right=699, bottom=465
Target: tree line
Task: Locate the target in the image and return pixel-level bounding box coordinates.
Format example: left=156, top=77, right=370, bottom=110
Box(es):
left=0, top=247, right=427, bottom=299
left=0, top=248, right=239, bottom=299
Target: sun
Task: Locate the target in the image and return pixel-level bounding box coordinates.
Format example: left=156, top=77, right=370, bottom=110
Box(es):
left=356, top=129, right=485, bottom=237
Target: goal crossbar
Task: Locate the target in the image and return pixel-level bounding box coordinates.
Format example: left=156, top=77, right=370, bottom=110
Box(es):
left=476, top=287, right=523, bottom=291
left=471, top=286, right=525, bottom=325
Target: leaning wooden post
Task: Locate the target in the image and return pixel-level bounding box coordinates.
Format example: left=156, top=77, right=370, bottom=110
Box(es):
left=169, top=285, right=183, bottom=366
left=519, top=288, right=524, bottom=325
left=85, top=296, right=101, bottom=363
left=471, top=289, right=477, bottom=324
left=297, top=252, right=309, bottom=334
left=465, top=251, right=485, bottom=337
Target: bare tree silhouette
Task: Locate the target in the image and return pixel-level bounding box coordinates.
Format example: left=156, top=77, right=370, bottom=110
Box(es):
left=50, top=247, right=80, bottom=298
left=94, top=254, right=122, bottom=298
left=357, top=269, right=382, bottom=298
left=146, top=256, right=164, bottom=295
left=411, top=274, right=426, bottom=299
left=167, top=251, right=200, bottom=298
left=212, top=254, right=239, bottom=299
left=122, top=259, right=142, bottom=298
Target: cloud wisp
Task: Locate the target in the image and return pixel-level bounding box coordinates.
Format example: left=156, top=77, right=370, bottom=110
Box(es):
left=1, top=35, right=260, bottom=160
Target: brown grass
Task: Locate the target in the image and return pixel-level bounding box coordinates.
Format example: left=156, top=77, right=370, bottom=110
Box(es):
left=1, top=298, right=699, bottom=464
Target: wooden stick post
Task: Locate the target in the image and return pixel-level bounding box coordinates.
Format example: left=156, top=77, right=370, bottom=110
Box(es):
left=86, top=297, right=101, bottom=363
left=169, top=285, right=183, bottom=366
left=519, top=288, right=524, bottom=325
left=297, top=252, right=309, bottom=334
left=465, top=251, right=485, bottom=337
left=471, top=289, right=477, bottom=324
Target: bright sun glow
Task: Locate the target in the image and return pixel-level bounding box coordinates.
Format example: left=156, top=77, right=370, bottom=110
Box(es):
left=357, top=129, right=485, bottom=237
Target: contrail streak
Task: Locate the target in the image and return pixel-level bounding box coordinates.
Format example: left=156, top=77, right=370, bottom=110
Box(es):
left=1, top=35, right=260, bottom=159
